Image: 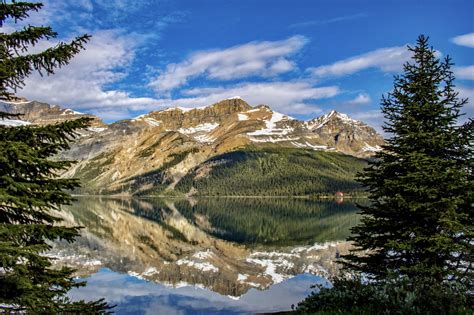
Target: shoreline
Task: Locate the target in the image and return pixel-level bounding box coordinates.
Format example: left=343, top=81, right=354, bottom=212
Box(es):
left=71, top=194, right=369, bottom=200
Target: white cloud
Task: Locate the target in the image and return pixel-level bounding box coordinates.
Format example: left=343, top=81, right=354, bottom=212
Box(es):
left=12, top=31, right=337, bottom=121
left=457, top=86, right=474, bottom=125
left=149, top=36, right=308, bottom=93
left=451, top=33, right=474, bottom=48
left=310, top=46, right=410, bottom=77
left=346, top=93, right=371, bottom=105
left=17, top=30, right=162, bottom=120
left=164, top=81, right=338, bottom=114
left=454, top=65, right=474, bottom=80
left=457, top=86, right=474, bottom=108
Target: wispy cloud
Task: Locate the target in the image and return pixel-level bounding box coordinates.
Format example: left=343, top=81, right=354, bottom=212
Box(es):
left=454, top=65, right=474, bottom=80
left=18, top=30, right=161, bottom=119
left=12, top=29, right=335, bottom=121
left=457, top=86, right=474, bottom=108
left=455, top=86, right=474, bottom=125
left=149, top=36, right=309, bottom=93
left=309, top=46, right=410, bottom=78
left=175, top=81, right=339, bottom=114
left=290, top=13, right=367, bottom=28
left=346, top=93, right=371, bottom=105
left=451, top=33, right=474, bottom=48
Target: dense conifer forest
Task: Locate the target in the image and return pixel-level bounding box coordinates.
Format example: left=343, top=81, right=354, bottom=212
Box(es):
left=176, top=147, right=368, bottom=196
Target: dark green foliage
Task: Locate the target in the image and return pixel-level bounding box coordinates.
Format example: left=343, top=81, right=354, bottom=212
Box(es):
left=295, top=276, right=472, bottom=315
left=0, top=1, right=110, bottom=312
left=344, top=35, right=473, bottom=284
left=176, top=147, right=367, bottom=196
left=297, top=35, right=473, bottom=314
left=0, top=120, right=112, bottom=313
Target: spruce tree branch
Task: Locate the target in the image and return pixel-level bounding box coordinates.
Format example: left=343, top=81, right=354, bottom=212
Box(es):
left=0, top=1, right=42, bottom=25
left=0, top=34, right=90, bottom=98
left=0, top=25, right=58, bottom=53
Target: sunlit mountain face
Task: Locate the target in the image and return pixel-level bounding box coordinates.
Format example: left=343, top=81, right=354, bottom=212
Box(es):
left=1, top=98, right=381, bottom=197
left=48, top=197, right=362, bottom=313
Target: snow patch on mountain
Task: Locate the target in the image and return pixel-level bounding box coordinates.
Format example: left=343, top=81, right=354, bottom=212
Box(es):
left=194, top=134, right=215, bottom=143
left=88, top=127, right=107, bottom=133
left=176, top=251, right=219, bottom=273
left=362, top=142, right=382, bottom=152
left=144, top=118, right=161, bottom=127
left=176, top=259, right=218, bottom=272
left=246, top=251, right=297, bottom=284
left=247, top=112, right=294, bottom=138
left=177, top=123, right=219, bottom=142
left=237, top=274, right=248, bottom=282
left=291, top=141, right=329, bottom=150
left=237, top=113, right=249, bottom=121
left=250, top=136, right=300, bottom=143
left=178, top=123, right=219, bottom=134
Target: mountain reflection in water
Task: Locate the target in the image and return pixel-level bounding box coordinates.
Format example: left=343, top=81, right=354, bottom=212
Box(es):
left=49, top=197, right=362, bottom=314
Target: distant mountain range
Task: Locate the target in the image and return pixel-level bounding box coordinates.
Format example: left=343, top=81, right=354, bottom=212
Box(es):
left=1, top=98, right=384, bottom=196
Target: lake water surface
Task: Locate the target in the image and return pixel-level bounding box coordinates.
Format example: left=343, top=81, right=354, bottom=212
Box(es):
left=49, top=197, right=361, bottom=314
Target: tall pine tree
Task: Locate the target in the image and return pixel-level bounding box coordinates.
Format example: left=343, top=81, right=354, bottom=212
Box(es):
left=0, top=1, right=110, bottom=313
left=344, top=35, right=473, bottom=285
left=296, top=35, right=472, bottom=314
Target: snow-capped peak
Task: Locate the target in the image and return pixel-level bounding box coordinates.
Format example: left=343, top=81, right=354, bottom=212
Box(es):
left=306, top=110, right=360, bottom=130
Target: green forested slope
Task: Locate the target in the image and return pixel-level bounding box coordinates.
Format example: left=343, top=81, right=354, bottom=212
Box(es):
left=175, top=147, right=367, bottom=196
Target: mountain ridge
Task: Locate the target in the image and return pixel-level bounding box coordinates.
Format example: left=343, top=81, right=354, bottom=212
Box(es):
left=1, top=98, right=384, bottom=195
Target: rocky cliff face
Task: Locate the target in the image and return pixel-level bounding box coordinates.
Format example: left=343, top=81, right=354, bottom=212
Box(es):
left=0, top=99, right=104, bottom=127
left=1, top=97, right=384, bottom=194
left=305, top=110, right=383, bottom=154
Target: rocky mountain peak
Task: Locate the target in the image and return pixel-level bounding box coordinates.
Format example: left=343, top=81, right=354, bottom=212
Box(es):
left=303, top=110, right=384, bottom=156
left=0, top=99, right=104, bottom=127
left=131, top=97, right=253, bottom=130
left=208, top=97, right=252, bottom=113
left=254, top=104, right=272, bottom=111
left=47, top=97, right=385, bottom=194
left=306, top=110, right=361, bottom=131
left=4, top=97, right=386, bottom=194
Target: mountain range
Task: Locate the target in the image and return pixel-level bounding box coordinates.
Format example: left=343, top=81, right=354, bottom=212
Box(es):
left=1, top=98, right=384, bottom=196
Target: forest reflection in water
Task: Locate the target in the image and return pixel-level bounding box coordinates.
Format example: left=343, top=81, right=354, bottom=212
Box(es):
left=50, top=197, right=363, bottom=314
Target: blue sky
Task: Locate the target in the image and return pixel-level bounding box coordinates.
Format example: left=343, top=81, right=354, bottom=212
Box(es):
left=5, top=0, right=474, bottom=130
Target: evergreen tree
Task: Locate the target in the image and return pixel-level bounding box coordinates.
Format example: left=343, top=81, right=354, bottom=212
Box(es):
left=0, top=1, right=110, bottom=313
left=344, top=35, right=473, bottom=285
left=296, top=35, right=472, bottom=314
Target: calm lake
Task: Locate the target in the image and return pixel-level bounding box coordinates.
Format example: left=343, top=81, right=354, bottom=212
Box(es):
left=49, top=197, right=361, bottom=314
